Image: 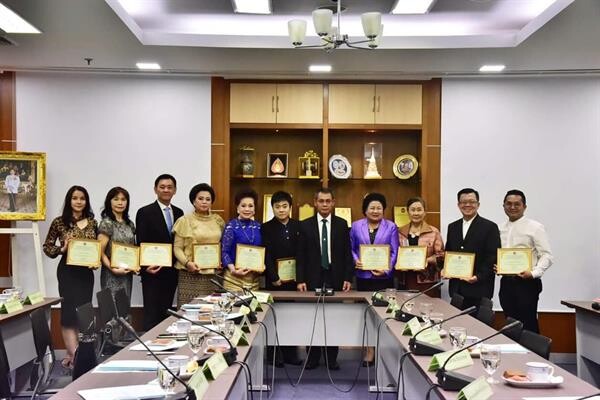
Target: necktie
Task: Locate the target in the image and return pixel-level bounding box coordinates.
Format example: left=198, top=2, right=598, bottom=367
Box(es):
left=164, top=206, right=173, bottom=236
left=321, top=219, right=329, bottom=270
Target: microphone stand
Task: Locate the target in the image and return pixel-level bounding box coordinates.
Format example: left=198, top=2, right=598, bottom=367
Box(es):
left=209, top=278, right=258, bottom=323
left=408, top=306, right=477, bottom=356
left=166, top=310, right=238, bottom=366
left=394, top=281, right=444, bottom=322
left=436, top=320, right=522, bottom=391
left=117, top=317, right=197, bottom=400
left=220, top=275, right=258, bottom=300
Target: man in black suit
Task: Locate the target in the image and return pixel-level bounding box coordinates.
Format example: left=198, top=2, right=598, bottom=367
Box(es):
left=297, top=187, right=353, bottom=370
left=136, top=174, right=183, bottom=331
left=445, top=188, right=500, bottom=310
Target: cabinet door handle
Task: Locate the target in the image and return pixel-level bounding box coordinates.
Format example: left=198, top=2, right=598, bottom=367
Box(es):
left=276, top=96, right=279, bottom=113
left=272, top=96, right=275, bottom=113
left=377, top=96, right=381, bottom=112
left=373, top=96, right=376, bottom=112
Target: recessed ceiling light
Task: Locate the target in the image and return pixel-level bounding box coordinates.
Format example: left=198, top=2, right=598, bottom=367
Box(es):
left=0, top=3, right=41, bottom=33
left=309, top=65, right=332, bottom=73
left=391, top=0, right=436, bottom=14
left=479, top=64, right=506, bottom=73
left=136, top=62, right=161, bottom=70
left=232, top=0, right=272, bottom=14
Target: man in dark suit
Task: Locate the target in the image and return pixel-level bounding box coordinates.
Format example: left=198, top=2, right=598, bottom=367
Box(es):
left=445, top=188, right=500, bottom=310
left=136, top=174, right=183, bottom=331
left=297, top=187, right=353, bottom=370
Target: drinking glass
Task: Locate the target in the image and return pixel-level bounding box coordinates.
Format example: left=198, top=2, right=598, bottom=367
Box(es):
left=448, top=326, right=467, bottom=349
left=419, top=302, right=433, bottom=325
left=211, top=310, right=225, bottom=328
left=157, top=357, right=178, bottom=393
left=402, top=293, right=415, bottom=313
left=187, top=326, right=206, bottom=359
left=480, top=344, right=501, bottom=383
left=385, top=288, right=396, bottom=306
left=221, top=320, right=235, bottom=339
left=429, top=312, right=444, bottom=332
left=219, top=293, right=233, bottom=314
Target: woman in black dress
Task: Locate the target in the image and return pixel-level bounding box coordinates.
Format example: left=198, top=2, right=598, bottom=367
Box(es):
left=43, top=185, right=97, bottom=369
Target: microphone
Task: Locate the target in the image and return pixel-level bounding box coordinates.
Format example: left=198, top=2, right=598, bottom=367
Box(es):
left=166, top=310, right=238, bottom=366
left=117, top=317, right=197, bottom=400
left=408, top=306, right=477, bottom=356
left=209, top=278, right=257, bottom=323
left=219, top=275, right=258, bottom=302
left=436, top=320, right=523, bottom=391
left=394, top=281, right=444, bottom=322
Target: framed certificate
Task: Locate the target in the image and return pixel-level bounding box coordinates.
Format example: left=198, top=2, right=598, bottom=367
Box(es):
left=359, top=244, right=390, bottom=270
left=67, top=239, right=101, bottom=268
left=442, top=252, right=475, bottom=279
left=235, top=244, right=265, bottom=272
left=395, top=246, right=427, bottom=270
left=110, top=242, right=140, bottom=272
left=139, top=243, right=173, bottom=267
left=497, top=248, right=532, bottom=275
left=277, top=258, right=296, bottom=282
left=193, top=243, right=221, bottom=269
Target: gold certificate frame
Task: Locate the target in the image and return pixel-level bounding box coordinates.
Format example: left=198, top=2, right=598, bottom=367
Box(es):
left=395, top=246, right=427, bottom=271
left=139, top=242, right=173, bottom=267
left=497, top=248, right=532, bottom=275
left=277, top=258, right=296, bottom=282
left=235, top=244, right=265, bottom=272
left=110, top=242, right=140, bottom=272
left=442, top=252, right=475, bottom=279
left=67, top=239, right=101, bottom=268
left=193, top=243, right=221, bottom=269
left=359, top=244, right=390, bottom=270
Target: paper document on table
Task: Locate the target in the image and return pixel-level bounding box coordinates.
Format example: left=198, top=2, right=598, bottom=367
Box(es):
left=94, top=360, right=159, bottom=373
left=129, top=340, right=187, bottom=351
left=523, top=397, right=600, bottom=400
left=78, top=384, right=167, bottom=400
left=497, top=343, right=528, bottom=353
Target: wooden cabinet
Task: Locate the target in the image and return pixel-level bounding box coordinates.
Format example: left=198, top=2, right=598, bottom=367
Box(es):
left=329, top=84, right=422, bottom=125
left=230, top=83, right=322, bottom=124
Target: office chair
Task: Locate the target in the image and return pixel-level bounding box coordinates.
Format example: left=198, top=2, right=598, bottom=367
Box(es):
left=502, top=316, right=523, bottom=342
left=73, top=303, right=98, bottom=379
left=519, top=330, right=552, bottom=360
left=450, top=293, right=464, bottom=309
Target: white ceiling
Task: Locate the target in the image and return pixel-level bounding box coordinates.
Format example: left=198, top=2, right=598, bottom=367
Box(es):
left=0, top=0, right=599, bottom=78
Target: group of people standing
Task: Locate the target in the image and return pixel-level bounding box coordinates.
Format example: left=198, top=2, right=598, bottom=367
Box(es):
left=42, top=174, right=552, bottom=372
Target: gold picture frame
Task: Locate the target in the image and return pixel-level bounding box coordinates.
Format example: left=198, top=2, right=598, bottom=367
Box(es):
left=0, top=151, right=46, bottom=220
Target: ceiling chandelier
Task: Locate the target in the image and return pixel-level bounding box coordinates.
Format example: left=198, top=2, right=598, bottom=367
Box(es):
left=287, top=1, right=382, bottom=50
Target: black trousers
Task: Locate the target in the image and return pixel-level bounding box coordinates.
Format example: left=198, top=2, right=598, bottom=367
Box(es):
left=8, top=193, right=16, bottom=211
left=141, top=268, right=178, bottom=331
left=499, top=276, right=542, bottom=333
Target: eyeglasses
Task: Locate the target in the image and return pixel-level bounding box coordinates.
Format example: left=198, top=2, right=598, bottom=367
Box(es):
left=459, top=200, right=479, bottom=206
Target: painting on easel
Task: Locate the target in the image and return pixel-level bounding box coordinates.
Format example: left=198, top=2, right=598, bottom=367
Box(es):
left=0, top=151, right=46, bottom=220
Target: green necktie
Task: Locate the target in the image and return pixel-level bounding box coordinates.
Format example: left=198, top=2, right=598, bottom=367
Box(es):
left=321, top=219, right=329, bottom=270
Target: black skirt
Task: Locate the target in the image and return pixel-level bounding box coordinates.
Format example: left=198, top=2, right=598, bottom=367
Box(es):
left=57, top=256, right=94, bottom=327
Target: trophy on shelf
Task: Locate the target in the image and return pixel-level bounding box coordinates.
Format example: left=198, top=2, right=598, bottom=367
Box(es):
left=364, top=143, right=382, bottom=179
left=240, top=146, right=255, bottom=178
left=267, top=153, right=288, bottom=178
left=298, top=150, right=320, bottom=179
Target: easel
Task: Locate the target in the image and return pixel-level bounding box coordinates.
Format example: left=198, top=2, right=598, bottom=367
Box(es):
left=0, top=221, right=46, bottom=295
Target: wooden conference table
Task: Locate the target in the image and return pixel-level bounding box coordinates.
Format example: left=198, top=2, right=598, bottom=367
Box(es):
left=561, top=300, right=600, bottom=388
left=52, top=292, right=598, bottom=399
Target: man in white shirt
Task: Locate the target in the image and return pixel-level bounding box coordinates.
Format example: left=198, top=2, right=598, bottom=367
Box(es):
left=4, top=169, right=20, bottom=211
left=498, top=189, right=553, bottom=333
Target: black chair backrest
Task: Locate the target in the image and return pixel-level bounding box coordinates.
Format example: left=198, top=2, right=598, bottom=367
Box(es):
left=96, top=288, right=117, bottom=328
left=76, top=302, right=95, bottom=335
left=72, top=341, right=97, bottom=380
left=450, top=293, right=464, bottom=309
left=0, top=332, right=11, bottom=399
left=30, top=308, right=53, bottom=362
left=475, top=305, right=495, bottom=327
left=519, top=329, right=552, bottom=360
left=503, top=317, right=524, bottom=342
left=114, top=288, right=130, bottom=319
left=479, top=297, right=493, bottom=309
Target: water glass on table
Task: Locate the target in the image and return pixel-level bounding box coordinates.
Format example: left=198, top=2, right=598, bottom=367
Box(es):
left=157, top=357, right=179, bottom=393
left=221, top=320, right=235, bottom=339
left=385, top=288, right=397, bottom=306
left=419, top=302, right=433, bottom=325
left=429, top=312, right=444, bottom=332
left=401, top=293, right=415, bottom=313
left=211, top=310, right=226, bottom=328
left=480, top=344, right=501, bottom=383
left=448, top=326, right=467, bottom=349
left=187, top=325, right=206, bottom=359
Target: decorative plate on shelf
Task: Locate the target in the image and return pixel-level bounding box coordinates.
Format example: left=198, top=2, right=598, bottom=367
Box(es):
left=328, top=154, right=352, bottom=179
left=393, top=154, right=418, bottom=180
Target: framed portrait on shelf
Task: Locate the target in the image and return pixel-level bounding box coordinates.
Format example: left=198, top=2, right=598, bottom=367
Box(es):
left=266, top=153, right=288, bottom=178
left=0, top=151, right=46, bottom=221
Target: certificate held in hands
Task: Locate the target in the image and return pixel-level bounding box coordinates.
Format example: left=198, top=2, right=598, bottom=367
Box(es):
left=110, top=242, right=140, bottom=272
left=442, top=252, right=475, bottom=279
left=139, top=243, right=173, bottom=267
left=395, top=246, right=427, bottom=271
left=277, top=258, right=296, bottom=282
left=193, top=243, right=221, bottom=269
left=235, top=244, right=265, bottom=272
left=497, top=248, right=532, bottom=275
left=359, top=244, right=390, bottom=270
left=67, top=239, right=101, bottom=268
